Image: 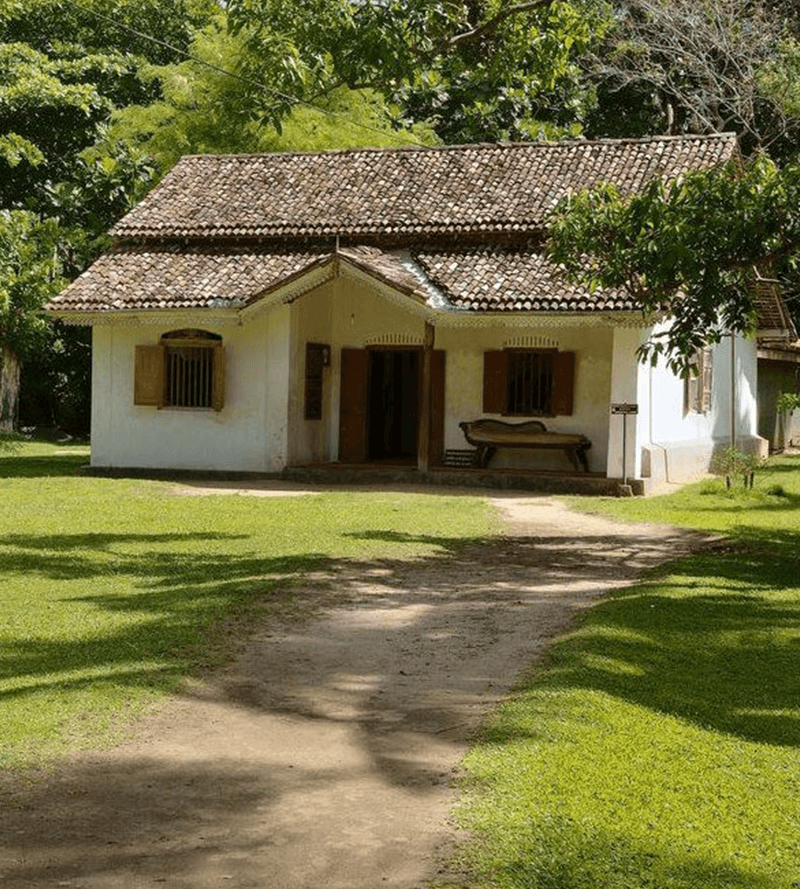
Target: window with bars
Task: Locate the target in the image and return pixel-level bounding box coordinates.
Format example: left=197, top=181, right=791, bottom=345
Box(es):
left=165, top=342, right=216, bottom=408
left=133, top=330, right=225, bottom=411
left=506, top=350, right=554, bottom=415
left=483, top=349, right=575, bottom=416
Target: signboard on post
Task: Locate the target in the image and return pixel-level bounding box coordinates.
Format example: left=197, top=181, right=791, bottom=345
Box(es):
left=610, top=403, right=638, bottom=490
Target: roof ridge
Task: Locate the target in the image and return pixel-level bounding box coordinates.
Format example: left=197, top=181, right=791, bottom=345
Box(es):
left=175, top=132, right=739, bottom=163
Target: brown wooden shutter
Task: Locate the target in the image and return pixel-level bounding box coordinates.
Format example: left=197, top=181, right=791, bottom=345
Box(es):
left=700, top=347, right=713, bottom=414
left=339, top=348, right=369, bottom=462
left=483, top=351, right=507, bottom=413
left=551, top=351, right=575, bottom=416
left=429, top=350, right=446, bottom=466
left=210, top=344, right=225, bottom=411
left=134, top=344, right=165, bottom=407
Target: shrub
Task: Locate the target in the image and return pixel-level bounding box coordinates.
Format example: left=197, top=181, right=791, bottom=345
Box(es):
left=711, top=446, right=766, bottom=489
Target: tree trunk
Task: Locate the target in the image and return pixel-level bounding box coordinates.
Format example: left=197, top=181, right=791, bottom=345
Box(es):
left=0, top=344, right=20, bottom=433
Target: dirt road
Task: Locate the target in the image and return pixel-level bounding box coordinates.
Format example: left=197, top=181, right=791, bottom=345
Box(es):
left=0, top=491, right=703, bottom=889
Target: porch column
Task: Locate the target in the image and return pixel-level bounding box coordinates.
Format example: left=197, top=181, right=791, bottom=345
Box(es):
left=417, top=321, right=435, bottom=473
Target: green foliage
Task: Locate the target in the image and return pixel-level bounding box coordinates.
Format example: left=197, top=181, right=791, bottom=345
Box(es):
left=0, top=431, right=21, bottom=453
left=225, top=0, right=611, bottom=143
left=105, top=17, right=434, bottom=172
left=777, top=391, right=800, bottom=414
left=0, top=2, right=220, bottom=432
left=0, top=210, right=64, bottom=352
left=548, top=156, right=800, bottom=372
left=711, top=446, right=767, bottom=489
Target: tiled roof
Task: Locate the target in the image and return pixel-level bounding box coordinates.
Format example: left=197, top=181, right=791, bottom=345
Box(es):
left=48, top=244, right=634, bottom=315
left=416, top=250, right=633, bottom=312
left=48, top=247, right=329, bottom=312
left=112, top=135, right=738, bottom=241
left=752, top=274, right=799, bottom=346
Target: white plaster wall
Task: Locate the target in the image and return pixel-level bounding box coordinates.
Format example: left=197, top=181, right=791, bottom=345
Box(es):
left=90, top=310, right=291, bottom=472
left=637, top=330, right=765, bottom=487
left=437, top=324, right=615, bottom=473
left=287, top=286, right=333, bottom=465
left=287, top=278, right=621, bottom=473
left=606, top=325, right=648, bottom=480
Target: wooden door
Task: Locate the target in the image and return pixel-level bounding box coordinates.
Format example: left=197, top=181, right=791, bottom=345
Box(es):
left=338, top=348, right=369, bottom=462
left=429, top=350, right=445, bottom=466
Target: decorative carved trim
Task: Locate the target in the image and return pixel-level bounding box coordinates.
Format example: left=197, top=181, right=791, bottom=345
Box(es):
left=504, top=333, right=560, bottom=349
left=54, top=310, right=240, bottom=327
left=363, top=332, right=424, bottom=346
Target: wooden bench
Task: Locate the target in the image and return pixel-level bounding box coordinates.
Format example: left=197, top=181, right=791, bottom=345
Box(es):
left=459, top=419, right=592, bottom=472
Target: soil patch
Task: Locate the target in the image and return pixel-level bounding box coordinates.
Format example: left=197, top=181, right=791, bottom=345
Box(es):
left=0, top=491, right=706, bottom=889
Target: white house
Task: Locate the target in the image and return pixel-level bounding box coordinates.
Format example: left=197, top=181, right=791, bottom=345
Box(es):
left=46, top=134, right=767, bottom=492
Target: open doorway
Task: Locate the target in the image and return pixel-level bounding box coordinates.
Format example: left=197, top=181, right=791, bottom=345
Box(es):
left=367, top=349, right=419, bottom=461
left=338, top=346, right=444, bottom=466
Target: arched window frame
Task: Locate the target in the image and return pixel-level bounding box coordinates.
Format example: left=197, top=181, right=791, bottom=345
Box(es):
left=134, top=329, right=225, bottom=411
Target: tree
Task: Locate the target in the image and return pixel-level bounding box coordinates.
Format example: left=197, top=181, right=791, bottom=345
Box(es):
left=581, top=0, right=800, bottom=159
left=0, top=212, right=63, bottom=430
left=547, top=156, right=800, bottom=373
left=0, top=1, right=218, bottom=432
left=224, top=0, right=610, bottom=142
left=103, top=14, right=437, bottom=175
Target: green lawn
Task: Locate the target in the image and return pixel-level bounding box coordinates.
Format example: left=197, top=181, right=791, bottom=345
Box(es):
left=447, top=455, right=800, bottom=889
left=7, top=443, right=800, bottom=888
left=0, top=441, right=495, bottom=770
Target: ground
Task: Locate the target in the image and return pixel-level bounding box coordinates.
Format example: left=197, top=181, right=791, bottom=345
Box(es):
left=0, top=486, right=707, bottom=889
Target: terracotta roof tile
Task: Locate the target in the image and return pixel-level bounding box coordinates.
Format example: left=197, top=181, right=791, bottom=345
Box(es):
left=415, top=249, right=634, bottom=312
left=48, top=244, right=634, bottom=315
left=112, top=135, right=738, bottom=241
left=48, top=247, right=329, bottom=313
left=49, top=135, right=738, bottom=318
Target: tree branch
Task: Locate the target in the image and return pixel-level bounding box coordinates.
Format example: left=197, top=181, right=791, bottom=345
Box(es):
left=448, top=0, right=558, bottom=48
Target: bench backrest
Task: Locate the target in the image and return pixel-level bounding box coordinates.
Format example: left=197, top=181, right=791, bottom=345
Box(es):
left=460, top=419, right=548, bottom=436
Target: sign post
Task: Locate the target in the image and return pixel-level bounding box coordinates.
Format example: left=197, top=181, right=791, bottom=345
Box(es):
left=610, top=402, right=639, bottom=489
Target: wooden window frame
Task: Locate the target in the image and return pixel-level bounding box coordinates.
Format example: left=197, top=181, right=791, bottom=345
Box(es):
left=483, top=348, right=574, bottom=417
left=684, top=346, right=713, bottom=415
left=134, top=330, right=225, bottom=412
left=304, top=342, right=330, bottom=421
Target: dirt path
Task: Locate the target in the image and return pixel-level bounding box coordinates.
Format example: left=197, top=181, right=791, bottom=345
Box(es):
left=0, top=491, right=706, bottom=889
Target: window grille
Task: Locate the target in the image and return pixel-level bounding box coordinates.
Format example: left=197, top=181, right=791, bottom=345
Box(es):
left=166, top=344, right=215, bottom=408
left=161, top=329, right=222, bottom=410
left=506, top=351, right=554, bottom=416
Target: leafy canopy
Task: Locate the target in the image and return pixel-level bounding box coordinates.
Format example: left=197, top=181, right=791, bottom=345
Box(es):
left=547, top=156, right=800, bottom=372
left=225, top=0, right=610, bottom=142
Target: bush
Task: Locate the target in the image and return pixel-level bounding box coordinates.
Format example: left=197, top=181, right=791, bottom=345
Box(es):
left=711, top=446, right=766, bottom=489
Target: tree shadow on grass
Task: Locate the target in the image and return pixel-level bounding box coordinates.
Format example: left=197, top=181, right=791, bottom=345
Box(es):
left=486, top=542, right=800, bottom=750
left=0, top=530, right=327, bottom=700
left=0, top=450, right=87, bottom=478
left=488, top=829, right=781, bottom=889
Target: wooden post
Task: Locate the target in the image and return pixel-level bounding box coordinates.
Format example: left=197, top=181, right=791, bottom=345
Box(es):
left=418, top=322, right=435, bottom=473
left=730, top=332, right=736, bottom=450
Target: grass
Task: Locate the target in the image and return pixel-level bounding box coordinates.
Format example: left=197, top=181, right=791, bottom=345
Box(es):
left=0, top=441, right=496, bottom=771
left=447, top=454, right=800, bottom=889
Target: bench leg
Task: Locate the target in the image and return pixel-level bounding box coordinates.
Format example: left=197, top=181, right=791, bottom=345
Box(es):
left=564, top=448, right=580, bottom=472
left=576, top=445, right=590, bottom=472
